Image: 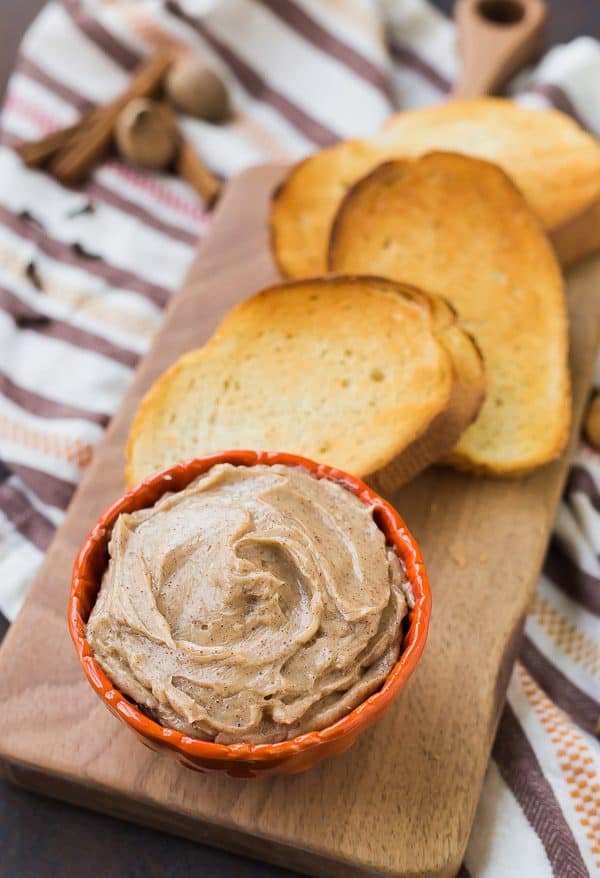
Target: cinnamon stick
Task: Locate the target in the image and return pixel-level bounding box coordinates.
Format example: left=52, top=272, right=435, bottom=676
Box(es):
left=50, top=50, right=173, bottom=186
left=17, top=118, right=92, bottom=168
left=176, top=136, right=221, bottom=207
left=15, top=49, right=221, bottom=210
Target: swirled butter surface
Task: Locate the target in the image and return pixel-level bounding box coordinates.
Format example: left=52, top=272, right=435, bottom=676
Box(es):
left=87, top=464, right=412, bottom=744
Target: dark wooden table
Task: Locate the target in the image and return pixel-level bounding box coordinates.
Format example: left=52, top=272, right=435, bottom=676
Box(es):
left=0, top=1, right=598, bottom=876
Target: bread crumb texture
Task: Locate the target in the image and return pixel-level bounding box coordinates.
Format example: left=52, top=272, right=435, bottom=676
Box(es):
left=127, top=277, right=466, bottom=488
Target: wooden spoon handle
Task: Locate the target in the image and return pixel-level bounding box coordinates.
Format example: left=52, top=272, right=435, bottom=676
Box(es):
left=453, top=0, right=547, bottom=98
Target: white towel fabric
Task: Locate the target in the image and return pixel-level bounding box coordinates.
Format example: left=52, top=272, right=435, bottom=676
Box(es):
left=0, top=2, right=598, bottom=875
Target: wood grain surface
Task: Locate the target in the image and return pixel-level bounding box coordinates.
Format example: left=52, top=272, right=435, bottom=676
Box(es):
left=0, top=165, right=598, bottom=878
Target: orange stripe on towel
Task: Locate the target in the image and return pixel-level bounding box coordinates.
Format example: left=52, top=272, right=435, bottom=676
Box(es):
left=0, top=413, right=94, bottom=469
left=532, top=593, right=600, bottom=678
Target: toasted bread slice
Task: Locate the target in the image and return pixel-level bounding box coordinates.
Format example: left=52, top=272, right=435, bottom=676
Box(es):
left=271, top=98, right=600, bottom=277
left=271, top=140, right=382, bottom=280
left=428, top=294, right=485, bottom=439
left=126, top=277, right=484, bottom=492
left=329, top=153, right=570, bottom=476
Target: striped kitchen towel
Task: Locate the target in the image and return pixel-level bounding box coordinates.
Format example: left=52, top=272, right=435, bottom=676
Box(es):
left=0, top=1, right=598, bottom=875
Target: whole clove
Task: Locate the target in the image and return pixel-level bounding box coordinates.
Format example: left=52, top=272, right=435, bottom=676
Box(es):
left=66, top=200, right=96, bottom=218
left=25, top=260, right=44, bottom=291
left=18, top=210, right=44, bottom=228
left=15, top=313, right=51, bottom=329
left=71, top=242, right=101, bottom=260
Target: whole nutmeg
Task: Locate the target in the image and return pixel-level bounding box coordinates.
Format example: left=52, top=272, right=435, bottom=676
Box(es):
left=114, top=98, right=178, bottom=170
left=584, top=393, right=600, bottom=450
left=165, top=56, right=230, bottom=123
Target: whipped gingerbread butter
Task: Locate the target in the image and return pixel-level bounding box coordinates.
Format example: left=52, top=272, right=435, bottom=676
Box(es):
left=87, top=463, right=413, bottom=744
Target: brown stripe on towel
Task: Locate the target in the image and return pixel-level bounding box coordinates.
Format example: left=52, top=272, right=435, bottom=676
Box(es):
left=0, top=479, right=55, bottom=552
left=63, top=0, right=141, bottom=72
left=525, top=82, right=587, bottom=129
left=255, top=0, right=394, bottom=105
left=566, top=464, right=600, bottom=512
left=519, top=634, right=599, bottom=734
left=3, top=462, right=75, bottom=511
left=388, top=40, right=451, bottom=93
left=85, top=180, right=200, bottom=246
left=544, top=537, right=600, bottom=617
left=0, top=204, right=170, bottom=308
left=15, top=57, right=95, bottom=114
left=166, top=0, right=339, bottom=146
left=0, top=369, right=109, bottom=427
left=0, top=285, right=139, bottom=369
left=493, top=702, right=590, bottom=878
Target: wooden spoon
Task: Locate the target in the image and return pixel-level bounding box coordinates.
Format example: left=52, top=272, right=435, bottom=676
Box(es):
left=453, top=0, right=547, bottom=97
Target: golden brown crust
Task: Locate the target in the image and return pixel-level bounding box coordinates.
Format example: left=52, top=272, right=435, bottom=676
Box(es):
left=270, top=141, right=378, bottom=279
left=380, top=99, right=600, bottom=230
left=328, top=152, right=571, bottom=476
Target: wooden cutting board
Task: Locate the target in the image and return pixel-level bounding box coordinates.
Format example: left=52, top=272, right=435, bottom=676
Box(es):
left=0, top=165, right=598, bottom=878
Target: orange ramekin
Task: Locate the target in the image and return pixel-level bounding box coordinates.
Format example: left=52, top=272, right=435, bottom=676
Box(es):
left=68, top=450, right=432, bottom=778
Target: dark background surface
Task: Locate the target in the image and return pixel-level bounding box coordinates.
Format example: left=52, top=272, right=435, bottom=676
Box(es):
left=0, top=1, right=598, bottom=876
